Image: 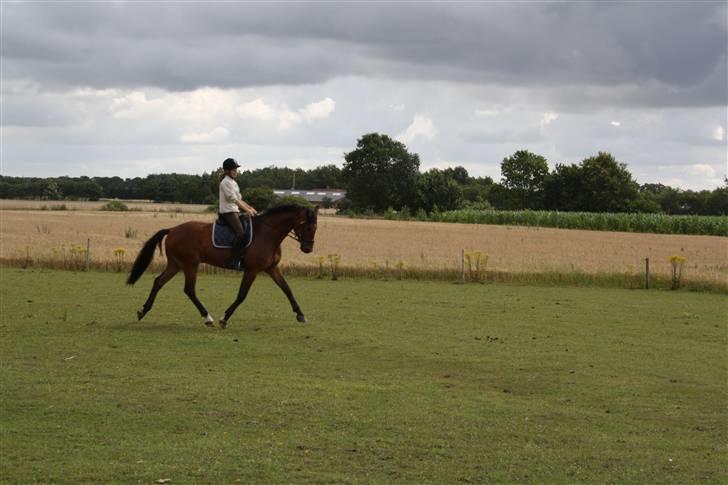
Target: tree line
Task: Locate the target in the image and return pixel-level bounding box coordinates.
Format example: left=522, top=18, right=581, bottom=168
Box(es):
left=1, top=132, right=726, bottom=215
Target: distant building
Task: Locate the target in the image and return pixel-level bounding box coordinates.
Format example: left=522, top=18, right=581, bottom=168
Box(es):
left=273, top=189, right=347, bottom=207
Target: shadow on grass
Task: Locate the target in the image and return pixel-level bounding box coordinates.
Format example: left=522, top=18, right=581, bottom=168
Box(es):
left=110, top=319, right=303, bottom=334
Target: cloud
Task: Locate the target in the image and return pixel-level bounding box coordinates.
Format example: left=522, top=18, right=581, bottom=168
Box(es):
left=712, top=125, right=726, bottom=141
left=301, top=97, right=336, bottom=122
left=611, top=121, right=621, bottom=127
left=180, top=126, right=230, bottom=144
left=3, top=3, right=725, bottom=108
left=397, top=115, right=436, bottom=144
left=475, top=109, right=499, bottom=117
left=236, top=97, right=335, bottom=129
left=540, top=112, right=559, bottom=130
left=689, top=163, right=716, bottom=177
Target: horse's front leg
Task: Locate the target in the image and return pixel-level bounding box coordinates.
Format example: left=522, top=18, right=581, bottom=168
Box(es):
left=219, top=270, right=257, bottom=329
left=266, top=265, right=307, bottom=323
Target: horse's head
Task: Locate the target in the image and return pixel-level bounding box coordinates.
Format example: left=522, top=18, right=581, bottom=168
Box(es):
left=293, top=206, right=318, bottom=253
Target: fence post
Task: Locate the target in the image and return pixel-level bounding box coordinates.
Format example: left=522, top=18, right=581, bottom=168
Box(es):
left=645, top=257, right=650, bottom=289
left=461, top=249, right=465, bottom=284
left=86, top=238, right=91, bottom=272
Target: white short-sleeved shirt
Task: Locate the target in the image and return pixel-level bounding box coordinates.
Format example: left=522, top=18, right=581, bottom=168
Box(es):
left=219, top=176, right=241, bottom=213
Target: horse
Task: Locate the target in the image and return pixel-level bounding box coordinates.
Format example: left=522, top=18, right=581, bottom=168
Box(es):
left=126, top=204, right=318, bottom=328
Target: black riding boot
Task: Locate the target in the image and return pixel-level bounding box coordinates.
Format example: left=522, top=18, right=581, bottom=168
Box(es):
left=230, top=236, right=245, bottom=271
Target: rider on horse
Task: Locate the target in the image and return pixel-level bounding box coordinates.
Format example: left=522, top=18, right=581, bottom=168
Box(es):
left=219, top=158, right=257, bottom=269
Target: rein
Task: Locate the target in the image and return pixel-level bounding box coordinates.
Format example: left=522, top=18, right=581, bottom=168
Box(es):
left=254, top=210, right=315, bottom=244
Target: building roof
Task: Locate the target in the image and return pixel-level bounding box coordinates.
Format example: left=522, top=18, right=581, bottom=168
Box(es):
left=273, top=189, right=347, bottom=204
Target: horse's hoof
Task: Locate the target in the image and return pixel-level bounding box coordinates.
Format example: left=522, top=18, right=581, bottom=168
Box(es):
left=137, top=309, right=145, bottom=321
left=218, top=319, right=228, bottom=329
left=296, top=314, right=307, bottom=324
left=204, top=314, right=215, bottom=327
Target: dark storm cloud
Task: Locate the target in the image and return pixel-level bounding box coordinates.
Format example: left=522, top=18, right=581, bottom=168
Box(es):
left=2, top=2, right=726, bottom=107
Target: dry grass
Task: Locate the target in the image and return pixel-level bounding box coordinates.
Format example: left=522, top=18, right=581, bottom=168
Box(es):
left=1, top=208, right=726, bottom=285
left=0, top=199, right=209, bottom=212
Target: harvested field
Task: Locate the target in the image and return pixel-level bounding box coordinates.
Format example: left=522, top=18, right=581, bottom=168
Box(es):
left=0, top=199, right=209, bottom=212
left=1, top=208, right=725, bottom=285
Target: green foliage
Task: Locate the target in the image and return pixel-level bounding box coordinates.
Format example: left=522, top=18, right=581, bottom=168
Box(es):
left=417, top=169, right=464, bottom=212
left=500, top=150, right=549, bottom=209
left=545, top=152, right=640, bottom=212
left=241, top=186, right=278, bottom=211
left=343, top=133, right=420, bottom=211
left=432, top=209, right=728, bottom=236
left=1, top=270, right=725, bottom=482
left=273, top=195, right=313, bottom=208
left=42, top=180, right=63, bottom=200
left=100, top=200, right=129, bottom=211
left=1, top=146, right=725, bottom=218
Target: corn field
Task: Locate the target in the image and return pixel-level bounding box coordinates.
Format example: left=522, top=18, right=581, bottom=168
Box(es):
left=422, top=209, right=728, bottom=236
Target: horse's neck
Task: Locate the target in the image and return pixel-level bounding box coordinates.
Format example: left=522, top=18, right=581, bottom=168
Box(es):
left=259, top=211, right=299, bottom=243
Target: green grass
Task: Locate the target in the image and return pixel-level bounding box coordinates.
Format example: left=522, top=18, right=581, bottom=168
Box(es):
left=1, top=269, right=726, bottom=483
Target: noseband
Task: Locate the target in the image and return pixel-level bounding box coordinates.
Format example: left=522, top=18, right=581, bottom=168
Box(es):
left=288, top=210, right=316, bottom=245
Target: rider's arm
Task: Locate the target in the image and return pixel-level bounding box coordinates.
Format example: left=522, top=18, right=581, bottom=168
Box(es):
left=236, top=199, right=257, bottom=216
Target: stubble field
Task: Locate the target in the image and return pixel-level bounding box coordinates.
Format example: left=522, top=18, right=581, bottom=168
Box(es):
left=1, top=207, right=726, bottom=287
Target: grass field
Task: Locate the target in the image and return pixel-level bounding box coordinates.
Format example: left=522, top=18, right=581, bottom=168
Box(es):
left=1, top=269, right=726, bottom=483
left=1, top=208, right=726, bottom=288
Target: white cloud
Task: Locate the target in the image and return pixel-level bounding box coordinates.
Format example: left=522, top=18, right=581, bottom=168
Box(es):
left=110, top=88, right=236, bottom=123
left=110, top=91, right=165, bottom=119
left=180, top=126, right=230, bottom=144
left=712, top=125, right=726, bottom=141
left=236, top=98, right=280, bottom=122
left=301, top=97, right=336, bottom=122
left=540, top=111, right=559, bottom=130
left=611, top=121, right=621, bottom=127
left=397, top=114, right=436, bottom=144
left=689, top=163, right=716, bottom=177
left=236, top=97, right=335, bottom=129
left=389, top=103, right=406, bottom=112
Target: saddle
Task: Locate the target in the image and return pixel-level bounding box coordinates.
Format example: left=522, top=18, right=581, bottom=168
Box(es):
left=212, top=214, right=253, bottom=249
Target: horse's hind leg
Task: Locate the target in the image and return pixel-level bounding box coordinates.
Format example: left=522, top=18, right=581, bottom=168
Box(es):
left=182, top=265, right=214, bottom=327
left=266, top=265, right=307, bottom=323
left=138, top=261, right=179, bottom=320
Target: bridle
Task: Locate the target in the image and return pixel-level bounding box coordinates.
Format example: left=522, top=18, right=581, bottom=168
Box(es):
left=255, top=208, right=316, bottom=245
left=288, top=209, right=317, bottom=245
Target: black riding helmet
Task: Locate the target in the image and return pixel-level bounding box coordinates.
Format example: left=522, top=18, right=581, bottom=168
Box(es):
left=222, top=158, right=241, bottom=171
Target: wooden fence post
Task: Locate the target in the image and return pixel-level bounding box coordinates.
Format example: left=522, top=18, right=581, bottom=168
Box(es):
left=461, top=249, right=465, bottom=284
left=86, top=238, right=91, bottom=272
left=645, top=257, right=650, bottom=289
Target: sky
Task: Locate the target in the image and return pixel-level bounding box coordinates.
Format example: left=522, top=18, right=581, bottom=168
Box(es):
left=1, top=2, right=726, bottom=190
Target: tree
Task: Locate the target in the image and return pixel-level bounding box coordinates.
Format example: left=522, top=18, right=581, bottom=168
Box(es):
left=305, top=164, right=345, bottom=189
left=241, top=187, right=278, bottom=211
left=500, top=150, right=549, bottom=209
left=442, top=166, right=470, bottom=185
left=578, top=152, right=639, bottom=212
left=342, top=133, right=420, bottom=211
left=42, top=180, right=63, bottom=200
left=417, top=169, right=464, bottom=212
left=545, top=152, right=639, bottom=212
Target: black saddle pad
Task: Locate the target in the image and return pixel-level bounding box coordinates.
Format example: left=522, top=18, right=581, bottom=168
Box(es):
left=212, top=215, right=253, bottom=249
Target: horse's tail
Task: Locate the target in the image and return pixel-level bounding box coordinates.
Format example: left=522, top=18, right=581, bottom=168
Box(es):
left=126, top=229, right=170, bottom=285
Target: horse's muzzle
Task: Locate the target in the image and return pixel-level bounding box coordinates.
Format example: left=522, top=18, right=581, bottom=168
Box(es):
left=301, top=242, right=314, bottom=253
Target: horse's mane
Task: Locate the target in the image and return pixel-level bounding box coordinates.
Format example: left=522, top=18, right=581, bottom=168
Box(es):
left=256, top=204, right=310, bottom=219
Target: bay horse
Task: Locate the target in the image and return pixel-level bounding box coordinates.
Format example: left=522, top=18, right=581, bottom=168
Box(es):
left=126, top=204, right=318, bottom=328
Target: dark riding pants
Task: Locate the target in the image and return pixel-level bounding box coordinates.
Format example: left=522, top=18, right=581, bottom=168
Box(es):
left=220, top=212, right=246, bottom=265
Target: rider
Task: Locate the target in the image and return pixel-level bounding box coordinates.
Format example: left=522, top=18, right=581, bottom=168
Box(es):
left=219, top=158, right=257, bottom=269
